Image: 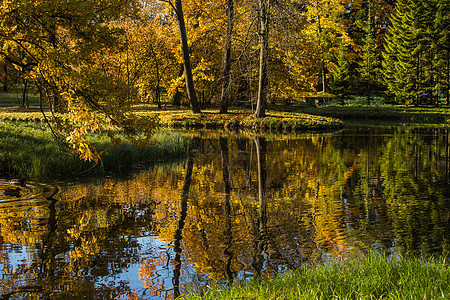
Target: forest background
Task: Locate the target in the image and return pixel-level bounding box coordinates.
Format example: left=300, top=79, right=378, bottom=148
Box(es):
left=0, top=0, right=449, bottom=161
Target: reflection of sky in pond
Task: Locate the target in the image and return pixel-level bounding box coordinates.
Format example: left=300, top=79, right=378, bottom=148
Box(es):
left=94, top=234, right=210, bottom=299
left=102, top=235, right=174, bottom=299
left=2, top=245, right=33, bottom=268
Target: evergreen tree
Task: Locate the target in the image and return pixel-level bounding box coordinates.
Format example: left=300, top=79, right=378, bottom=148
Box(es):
left=432, top=0, right=450, bottom=105
left=382, top=0, right=442, bottom=105
left=330, top=40, right=353, bottom=105
left=357, top=0, right=381, bottom=105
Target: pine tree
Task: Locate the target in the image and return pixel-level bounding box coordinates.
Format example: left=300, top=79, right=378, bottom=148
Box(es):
left=357, top=0, right=380, bottom=105
left=382, top=0, right=440, bottom=105
left=330, top=40, right=353, bottom=105
left=432, top=0, right=450, bottom=105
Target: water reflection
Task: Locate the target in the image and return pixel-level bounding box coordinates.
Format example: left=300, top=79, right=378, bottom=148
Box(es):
left=173, top=137, right=199, bottom=298
left=1, top=126, right=449, bottom=299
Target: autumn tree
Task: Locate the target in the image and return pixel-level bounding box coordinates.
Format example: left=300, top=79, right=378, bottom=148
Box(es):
left=0, top=34, right=36, bottom=106
left=0, top=0, right=158, bottom=161
left=219, top=0, right=235, bottom=113
left=0, top=58, right=17, bottom=92
left=120, top=3, right=180, bottom=109
left=218, top=0, right=258, bottom=109
left=269, top=2, right=319, bottom=100
left=305, top=0, right=348, bottom=94
left=162, top=0, right=202, bottom=113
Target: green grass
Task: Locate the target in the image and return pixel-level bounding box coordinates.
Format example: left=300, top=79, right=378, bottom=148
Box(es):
left=185, top=253, right=449, bottom=300
left=304, top=105, right=450, bottom=125
left=98, top=131, right=188, bottom=172
left=0, top=90, right=40, bottom=107
left=0, top=121, right=188, bottom=179
left=149, top=108, right=344, bottom=132
left=0, top=105, right=344, bottom=133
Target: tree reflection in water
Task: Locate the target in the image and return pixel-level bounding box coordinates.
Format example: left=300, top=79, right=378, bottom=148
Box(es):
left=173, top=137, right=199, bottom=298
left=220, top=137, right=234, bottom=283
left=251, top=137, right=267, bottom=276
left=0, top=127, right=449, bottom=299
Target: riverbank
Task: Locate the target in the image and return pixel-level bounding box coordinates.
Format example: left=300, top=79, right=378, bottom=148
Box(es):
left=303, top=105, right=450, bottom=125
left=3, top=103, right=449, bottom=132
left=0, top=104, right=344, bottom=178
left=0, top=105, right=344, bottom=132
left=0, top=120, right=188, bottom=179
left=2, top=103, right=450, bottom=178
left=185, top=253, right=449, bottom=299
left=157, top=109, right=343, bottom=132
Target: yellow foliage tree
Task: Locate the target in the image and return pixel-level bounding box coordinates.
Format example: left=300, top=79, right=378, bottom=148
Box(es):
left=0, top=0, right=158, bottom=161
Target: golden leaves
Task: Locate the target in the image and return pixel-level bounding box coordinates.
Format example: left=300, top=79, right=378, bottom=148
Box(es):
left=0, top=0, right=157, bottom=161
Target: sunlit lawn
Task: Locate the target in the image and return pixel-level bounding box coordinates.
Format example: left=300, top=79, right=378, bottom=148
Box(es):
left=0, top=99, right=344, bottom=132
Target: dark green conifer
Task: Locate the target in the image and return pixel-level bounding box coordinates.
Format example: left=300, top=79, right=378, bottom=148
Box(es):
left=330, top=40, right=353, bottom=105
left=382, top=0, right=446, bottom=105
left=431, top=0, right=449, bottom=105
left=357, top=0, right=380, bottom=105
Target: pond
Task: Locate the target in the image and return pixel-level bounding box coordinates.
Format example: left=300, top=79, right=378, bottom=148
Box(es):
left=1, top=126, right=449, bottom=299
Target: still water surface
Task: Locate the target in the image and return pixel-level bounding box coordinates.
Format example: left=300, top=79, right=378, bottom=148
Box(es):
left=1, top=126, right=449, bottom=299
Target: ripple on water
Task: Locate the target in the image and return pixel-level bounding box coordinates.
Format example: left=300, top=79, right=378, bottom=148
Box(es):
left=0, top=180, right=57, bottom=208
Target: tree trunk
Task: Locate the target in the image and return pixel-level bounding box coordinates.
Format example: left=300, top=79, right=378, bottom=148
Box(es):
left=22, top=79, right=29, bottom=108
left=251, top=136, right=267, bottom=275
left=447, top=49, right=449, bottom=105
left=220, top=137, right=234, bottom=281
left=2, top=64, right=8, bottom=92
left=172, top=64, right=184, bottom=107
left=366, top=1, right=372, bottom=106
left=155, top=57, right=162, bottom=109
left=255, top=0, right=269, bottom=118
left=220, top=137, right=231, bottom=195
left=316, top=5, right=327, bottom=94
left=174, top=0, right=201, bottom=113
left=321, top=66, right=327, bottom=93
left=155, top=85, right=162, bottom=109
left=220, top=0, right=235, bottom=114
left=415, top=51, right=421, bottom=106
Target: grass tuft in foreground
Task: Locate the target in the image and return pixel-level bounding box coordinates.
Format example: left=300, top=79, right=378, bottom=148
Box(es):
left=185, top=253, right=449, bottom=299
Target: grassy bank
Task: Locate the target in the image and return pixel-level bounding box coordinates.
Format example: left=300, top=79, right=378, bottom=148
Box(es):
left=303, top=105, right=450, bottom=125
left=153, top=109, right=343, bottom=132
left=0, top=121, right=188, bottom=179
left=0, top=104, right=344, bottom=133
left=185, top=254, right=449, bottom=300
left=0, top=104, right=343, bottom=178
